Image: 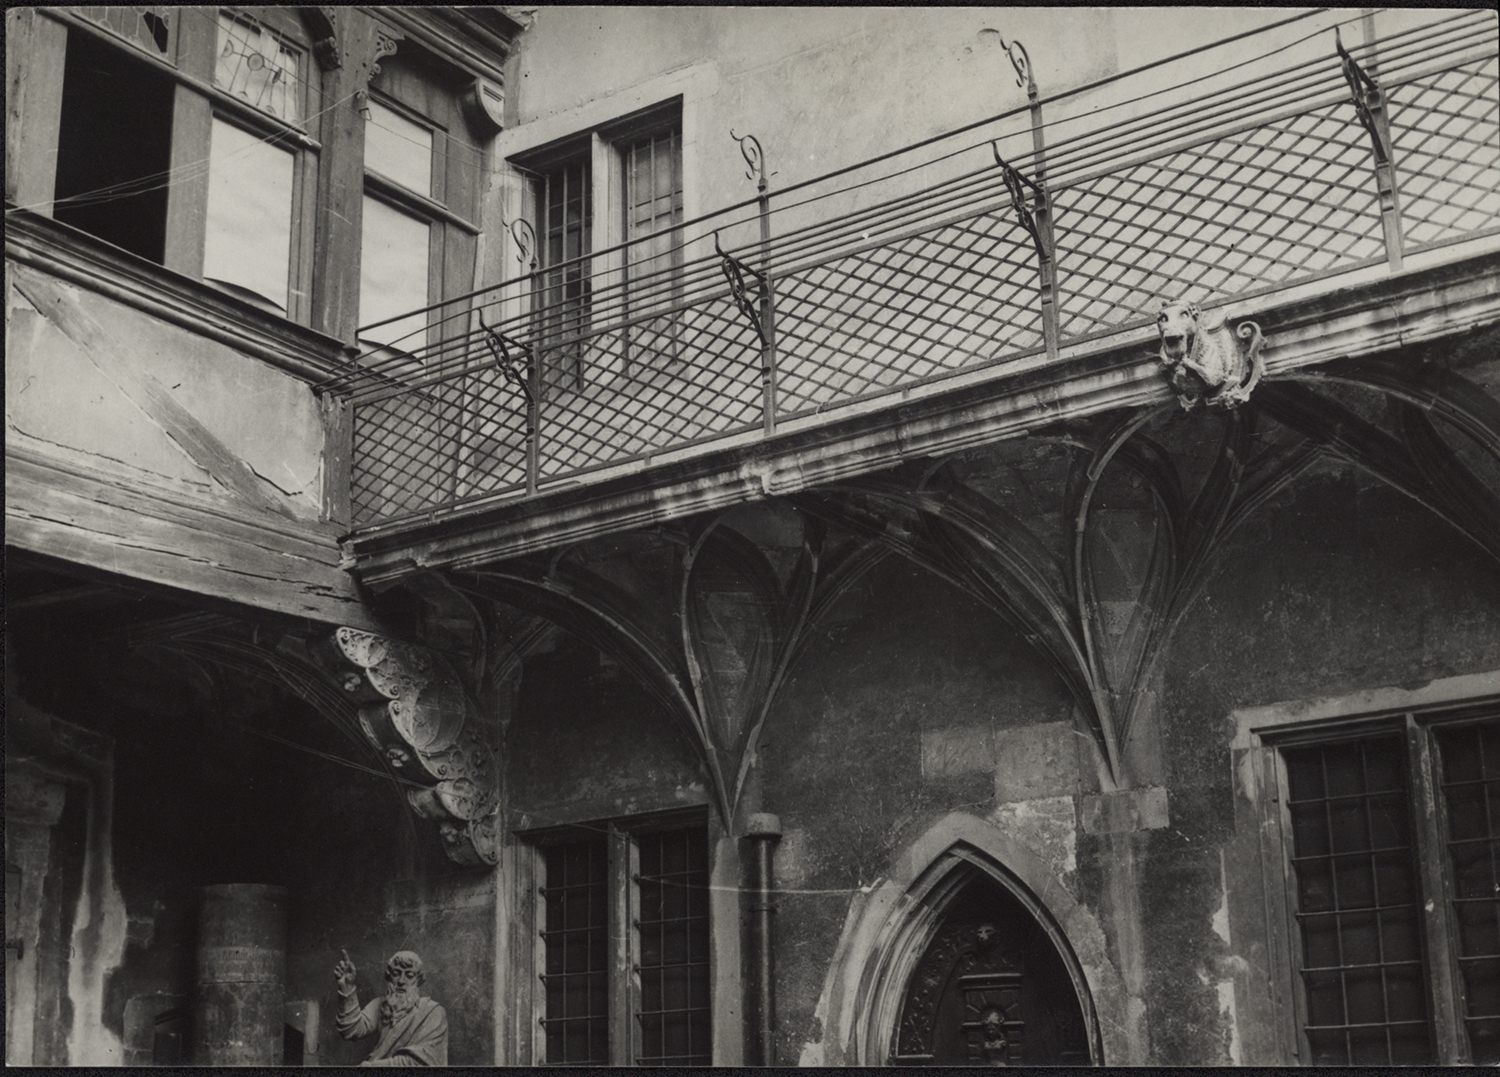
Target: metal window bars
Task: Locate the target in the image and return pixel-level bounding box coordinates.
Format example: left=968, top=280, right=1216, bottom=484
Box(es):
left=539, top=840, right=610, bottom=1066
left=634, top=828, right=712, bottom=1066
left=330, top=10, right=1500, bottom=531
left=1283, top=735, right=1434, bottom=1065
left=1435, top=720, right=1500, bottom=1065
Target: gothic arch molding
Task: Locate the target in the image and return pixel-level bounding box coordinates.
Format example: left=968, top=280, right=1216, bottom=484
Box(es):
left=794, top=356, right=1500, bottom=792
left=808, top=811, right=1121, bottom=1066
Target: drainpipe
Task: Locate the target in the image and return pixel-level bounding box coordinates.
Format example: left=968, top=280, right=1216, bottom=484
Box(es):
left=744, top=812, right=782, bottom=1066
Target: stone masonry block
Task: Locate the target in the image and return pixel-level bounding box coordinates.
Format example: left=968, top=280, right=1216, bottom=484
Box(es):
left=1078, top=786, right=1170, bottom=834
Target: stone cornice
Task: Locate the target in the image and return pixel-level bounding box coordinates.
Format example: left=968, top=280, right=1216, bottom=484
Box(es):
left=6, top=209, right=356, bottom=385
left=372, top=6, right=520, bottom=86
left=344, top=247, right=1500, bottom=585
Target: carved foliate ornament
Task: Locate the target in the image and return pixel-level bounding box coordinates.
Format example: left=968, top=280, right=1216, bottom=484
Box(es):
left=1156, top=299, right=1265, bottom=410
left=364, top=642, right=435, bottom=700
left=332, top=628, right=499, bottom=866
left=388, top=680, right=465, bottom=754
left=335, top=627, right=387, bottom=669
left=440, top=815, right=499, bottom=867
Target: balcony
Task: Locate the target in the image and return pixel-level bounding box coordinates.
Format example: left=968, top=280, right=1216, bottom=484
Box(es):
left=330, top=9, right=1499, bottom=572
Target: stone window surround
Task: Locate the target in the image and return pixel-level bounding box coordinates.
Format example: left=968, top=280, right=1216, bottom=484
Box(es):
left=490, top=62, right=717, bottom=303
left=1230, top=668, right=1500, bottom=1067
left=511, top=804, right=733, bottom=1066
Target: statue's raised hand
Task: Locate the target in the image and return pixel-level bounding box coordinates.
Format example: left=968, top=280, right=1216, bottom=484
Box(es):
left=334, top=949, right=357, bottom=994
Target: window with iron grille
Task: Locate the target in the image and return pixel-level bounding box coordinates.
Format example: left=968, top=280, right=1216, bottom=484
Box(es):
left=519, top=103, right=684, bottom=396
left=1271, top=706, right=1499, bottom=1065
left=534, top=156, right=593, bottom=395
left=537, top=821, right=711, bottom=1066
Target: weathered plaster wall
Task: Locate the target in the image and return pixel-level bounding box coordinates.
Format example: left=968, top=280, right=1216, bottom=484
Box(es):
left=7, top=662, right=501, bottom=1067
left=6, top=278, right=327, bottom=518
left=1144, top=463, right=1500, bottom=1065
left=507, top=635, right=711, bottom=822
left=487, top=417, right=1499, bottom=1066
left=499, top=6, right=1388, bottom=272
left=750, top=452, right=1500, bottom=1065
left=505, top=7, right=1320, bottom=193
left=760, top=553, right=1103, bottom=1064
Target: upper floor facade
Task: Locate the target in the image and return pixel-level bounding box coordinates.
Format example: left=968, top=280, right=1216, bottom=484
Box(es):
left=7, top=6, right=1500, bottom=605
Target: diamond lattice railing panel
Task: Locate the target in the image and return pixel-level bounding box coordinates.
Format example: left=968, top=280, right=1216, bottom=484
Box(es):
left=537, top=305, right=764, bottom=479
left=353, top=381, right=473, bottom=525
left=774, top=206, right=1044, bottom=419
left=1052, top=102, right=1388, bottom=340
left=346, top=43, right=1498, bottom=531
left=450, top=365, right=531, bottom=501
left=1389, top=57, right=1500, bottom=251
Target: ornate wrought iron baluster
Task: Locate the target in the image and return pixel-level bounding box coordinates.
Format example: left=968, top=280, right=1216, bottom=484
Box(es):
left=996, top=38, right=1059, bottom=359
left=478, top=311, right=535, bottom=436
left=512, top=216, right=543, bottom=495
left=1337, top=28, right=1405, bottom=270
left=993, top=146, right=1059, bottom=360
left=733, top=130, right=778, bottom=435
left=714, top=232, right=771, bottom=356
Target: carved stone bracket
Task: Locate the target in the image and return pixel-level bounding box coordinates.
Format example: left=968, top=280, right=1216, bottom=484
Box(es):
left=331, top=627, right=500, bottom=866
left=370, top=27, right=402, bottom=81
left=1156, top=298, right=1265, bottom=410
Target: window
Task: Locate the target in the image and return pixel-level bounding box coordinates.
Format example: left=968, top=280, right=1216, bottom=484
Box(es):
left=620, top=126, right=686, bottom=374
left=48, top=6, right=317, bottom=318
left=536, top=820, right=711, bottom=1066
left=357, top=57, right=482, bottom=361
left=202, top=9, right=309, bottom=313
left=53, top=24, right=176, bottom=264
left=534, top=155, right=593, bottom=393
left=516, top=103, right=684, bottom=395
left=1265, top=704, right=1500, bottom=1065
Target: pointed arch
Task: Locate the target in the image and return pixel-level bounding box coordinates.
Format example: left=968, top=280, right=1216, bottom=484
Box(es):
left=806, top=811, right=1125, bottom=1065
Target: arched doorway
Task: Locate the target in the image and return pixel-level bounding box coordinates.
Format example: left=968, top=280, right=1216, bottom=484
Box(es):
left=890, top=867, right=1092, bottom=1065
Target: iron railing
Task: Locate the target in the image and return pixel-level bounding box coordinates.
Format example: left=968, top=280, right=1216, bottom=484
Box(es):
left=327, top=9, right=1500, bottom=531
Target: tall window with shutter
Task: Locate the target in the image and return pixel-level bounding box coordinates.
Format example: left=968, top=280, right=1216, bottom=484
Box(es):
left=519, top=103, right=683, bottom=395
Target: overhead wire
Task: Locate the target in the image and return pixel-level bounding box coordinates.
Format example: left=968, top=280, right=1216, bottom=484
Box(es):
left=227, top=705, right=986, bottom=897
left=339, top=6, right=1433, bottom=389
left=20, top=7, right=1493, bottom=407
left=8, top=6, right=344, bottom=216
left=344, top=7, right=1344, bottom=348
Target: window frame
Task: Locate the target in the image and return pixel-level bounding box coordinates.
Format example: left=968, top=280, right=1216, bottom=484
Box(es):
left=357, top=56, right=484, bottom=364
left=1237, top=676, right=1500, bottom=1066
left=42, top=6, right=322, bottom=323
left=521, top=806, right=715, bottom=1067
left=509, top=97, right=686, bottom=395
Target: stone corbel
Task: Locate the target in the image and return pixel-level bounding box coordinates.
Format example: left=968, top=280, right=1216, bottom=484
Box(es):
left=297, top=8, right=340, bottom=72
left=462, top=77, right=505, bottom=137
left=328, top=628, right=499, bottom=866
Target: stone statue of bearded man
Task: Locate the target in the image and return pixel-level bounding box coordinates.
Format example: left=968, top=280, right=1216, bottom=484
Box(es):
left=334, top=949, right=449, bottom=1066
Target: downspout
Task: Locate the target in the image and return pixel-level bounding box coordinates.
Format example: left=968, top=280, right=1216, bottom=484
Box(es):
left=744, top=812, right=782, bottom=1066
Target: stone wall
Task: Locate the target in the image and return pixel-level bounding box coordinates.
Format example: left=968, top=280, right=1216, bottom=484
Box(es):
left=495, top=409, right=1500, bottom=1064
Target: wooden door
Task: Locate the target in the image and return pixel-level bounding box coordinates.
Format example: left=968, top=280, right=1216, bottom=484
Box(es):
left=892, top=877, right=1091, bottom=1065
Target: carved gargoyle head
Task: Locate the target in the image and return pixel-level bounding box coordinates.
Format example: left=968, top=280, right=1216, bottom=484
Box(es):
left=1157, top=299, right=1202, bottom=366
left=1155, top=296, right=1267, bottom=410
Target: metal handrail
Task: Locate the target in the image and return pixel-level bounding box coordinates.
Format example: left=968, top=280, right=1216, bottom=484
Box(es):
left=345, top=10, right=1500, bottom=530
